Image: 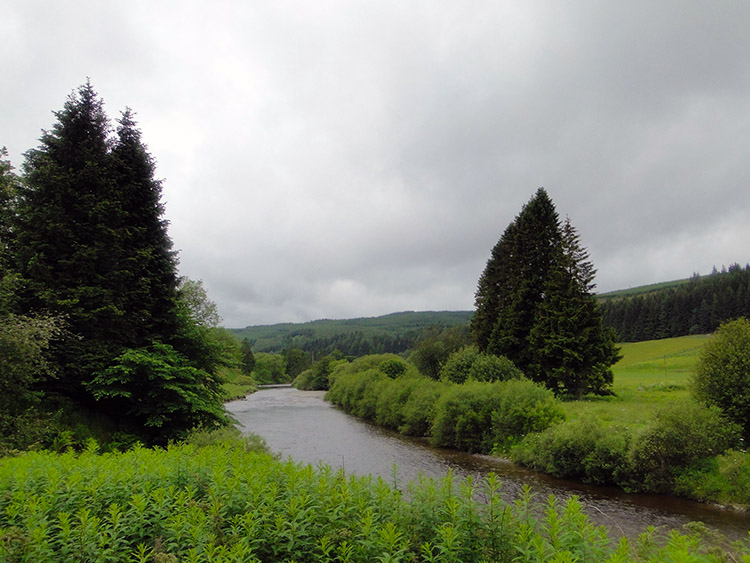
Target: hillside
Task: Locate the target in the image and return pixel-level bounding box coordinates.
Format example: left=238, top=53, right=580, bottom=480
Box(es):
left=230, top=310, right=473, bottom=355
left=231, top=265, right=749, bottom=355
left=599, top=264, right=750, bottom=341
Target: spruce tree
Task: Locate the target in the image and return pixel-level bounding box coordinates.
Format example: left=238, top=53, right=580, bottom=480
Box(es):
left=14, top=83, right=229, bottom=439
left=16, top=82, right=121, bottom=397
left=474, top=188, right=561, bottom=369
left=473, top=189, right=618, bottom=396
left=527, top=219, right=620, bottom=397
left=110, top=108, right=181, bottom=346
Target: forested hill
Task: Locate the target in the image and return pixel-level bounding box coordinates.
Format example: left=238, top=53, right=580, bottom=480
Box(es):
left=232, top=265, right=750, bottom=353
left=599, top=264, right=750, bottom=342
left=230, top=311, right=472, bottom=356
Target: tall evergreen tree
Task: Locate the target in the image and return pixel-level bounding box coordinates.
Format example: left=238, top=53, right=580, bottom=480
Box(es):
left=13, top=82, right=228, bottom=439
left=473, top=189, right=618, bottom=396
left=110, top=108, right=181, bottom=346
left=474, top=188, right=561, bottom=369
left=528, top=219, right=620, bottom=397
left=15, top=82, right=121, bottom=397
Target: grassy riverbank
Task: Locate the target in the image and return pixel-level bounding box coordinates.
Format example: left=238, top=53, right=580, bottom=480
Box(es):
left=322, top=339, right=750, bottom=509
left=1, top=433, right=747, bottom=561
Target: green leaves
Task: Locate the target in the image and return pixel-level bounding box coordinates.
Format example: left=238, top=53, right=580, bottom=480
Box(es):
left=88, top=342, right=228, bottom=438
left=0, top=441, right=743, bottom=561
left=5, top=82, right=229, bottom=444
left=693, top=317, right=750, bottom=442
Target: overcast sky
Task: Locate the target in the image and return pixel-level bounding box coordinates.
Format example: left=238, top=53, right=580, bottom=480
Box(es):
left=4, top=1, right=750, bottom=327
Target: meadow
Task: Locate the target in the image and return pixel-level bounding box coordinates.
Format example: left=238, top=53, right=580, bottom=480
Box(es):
left=561, top=335, right=711, bottom=427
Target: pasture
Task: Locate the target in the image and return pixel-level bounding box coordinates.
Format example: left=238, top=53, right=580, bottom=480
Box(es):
left=562, top=334, right=711, bottom=427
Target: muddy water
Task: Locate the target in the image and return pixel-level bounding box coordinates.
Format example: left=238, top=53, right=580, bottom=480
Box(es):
left=227, top=386, right=750, bottom=541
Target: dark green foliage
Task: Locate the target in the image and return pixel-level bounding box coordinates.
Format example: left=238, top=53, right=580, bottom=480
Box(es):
left=109, top=109, right=181, bottom=347
left=0, top=312, right=65, bottom=450
left=87, top=342, right=228, bottom=440
left=283, top=346, right=309, bottom=378
left=692, top=317, right=750, bottom=442
left=231, top=310, right=473, bottom=357
left=409, top=325, right=471, bottom=379
left=528, top=219, right=620, bottom=397
left=307, top=355, right=337, bottom=390
left=240, top=338, right=256, bottom=376
left=7, top=83, right=229, bottom=443
left=439, top=346, right=479, bottom=383
left=0, top=148, right=18, bottom=275
left=15, top=82, right=123, bottom=389
left=484, top=189, right=562, bottom=370
left=473, top=189, right=618, bottom=396
left=600, top=264, right=750, bottom=341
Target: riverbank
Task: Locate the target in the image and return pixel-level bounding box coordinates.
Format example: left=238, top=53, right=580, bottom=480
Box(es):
left=2, top=433, right=747, bottom=561
left=228, top=386, right=750, bottom=542
left=318, top=345, right=750, bottom=511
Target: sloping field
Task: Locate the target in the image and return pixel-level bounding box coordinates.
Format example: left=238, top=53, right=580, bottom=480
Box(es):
left=563, top=334, right=712, bottom=426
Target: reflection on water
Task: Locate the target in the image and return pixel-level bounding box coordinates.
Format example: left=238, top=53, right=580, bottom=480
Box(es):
left=227, top=386, right=750, bottom=541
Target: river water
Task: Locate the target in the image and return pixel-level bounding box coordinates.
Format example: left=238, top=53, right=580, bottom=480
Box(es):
left=226, top=386, right=750, bottom=542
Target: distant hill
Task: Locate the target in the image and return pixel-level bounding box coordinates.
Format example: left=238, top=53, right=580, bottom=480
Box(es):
left=231, top=265, right=750, bottom=354
left=599, top=264, right=750, bottom=341
left=596, top=278, right=693, bottom=301
left=230, top=311, right=473, bottom=356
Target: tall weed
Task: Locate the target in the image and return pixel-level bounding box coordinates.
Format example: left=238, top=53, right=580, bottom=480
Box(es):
left=1, top=441, right=746, bottom=561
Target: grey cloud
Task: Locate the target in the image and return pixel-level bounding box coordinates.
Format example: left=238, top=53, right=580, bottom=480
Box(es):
left=4, top=1, right=750, bottom=325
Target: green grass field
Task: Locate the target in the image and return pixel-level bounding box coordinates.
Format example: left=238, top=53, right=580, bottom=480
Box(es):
left=562, top=334, right=712, bottom=427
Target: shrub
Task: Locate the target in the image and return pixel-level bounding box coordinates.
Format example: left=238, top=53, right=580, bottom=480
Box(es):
left=628, top=400, right=741, bottom=492
left=399, top=379, right=446, bottom=436
left=440, top=346, right=480, bottom=383
left=511, top=417, right=630, bottom=485
left=674, top=450, right=750, bottom=505
left=469, top=353, right=524, bottom=382
left=440, top=346, right=523, bottom=384
left=379, top=357, right=408, bottom=378
left=431, top=382, right=498, bottom=452
left=431, top=380, right=564, bottom=454
left=489, top=379, right=564, bottom=451
left=375, top=376, right=422, bottom=430
left=692, top=318, right=750, bottom=442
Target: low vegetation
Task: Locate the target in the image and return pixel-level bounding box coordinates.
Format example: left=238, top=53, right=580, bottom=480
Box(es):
left=1, top=433, right=747, bottom=562
left=320, top=336, right=750, bottom=509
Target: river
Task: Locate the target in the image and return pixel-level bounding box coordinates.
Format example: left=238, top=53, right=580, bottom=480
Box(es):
left=226, top=386, right=750, bottom=542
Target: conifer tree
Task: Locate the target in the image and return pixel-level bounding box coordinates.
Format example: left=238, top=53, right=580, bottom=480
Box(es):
left=474, top=188, right=561, bottom=368
left=473, top=189, right=618, bottom=396
left=110, top=108, right=181, bottom=346
left=527, top=219, right=620, bottom=397
left=15, top=82, right=120, bottom=396
left=14, top=83, right=229, bottom=439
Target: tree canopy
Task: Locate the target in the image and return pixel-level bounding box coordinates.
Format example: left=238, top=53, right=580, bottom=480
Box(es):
left=692, top=317, right=750, bottom=442
left=4, top=82, right=229, bottom=444
left=472, top=188, right=619, bottom=397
